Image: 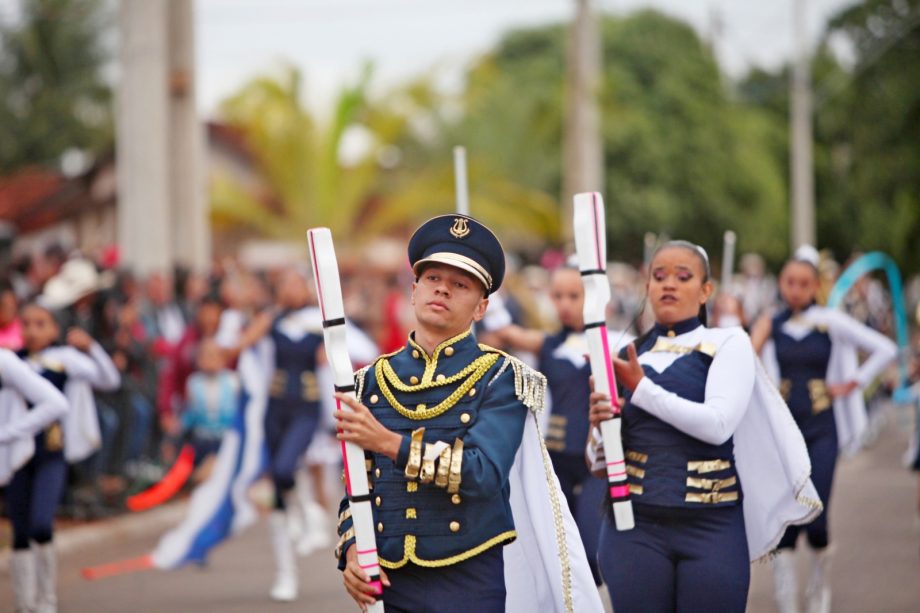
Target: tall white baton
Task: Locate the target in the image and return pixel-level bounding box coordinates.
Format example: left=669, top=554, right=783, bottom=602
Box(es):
left=573, top=192, right=635, bottom=531
left=721, top=230, right=736, bottom=292
left=307, top=228, right=385, bottom=612
left=453, top=146, right=470, bottom=216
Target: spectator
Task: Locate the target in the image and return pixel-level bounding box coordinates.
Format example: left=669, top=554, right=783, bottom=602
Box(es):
left=159, top=294, right=224, bottom=436
left=0, top=279, right=23, bottom=349
left=140, top=272, right=186, bottom=357
left=181, top=338, right=239, bottom=470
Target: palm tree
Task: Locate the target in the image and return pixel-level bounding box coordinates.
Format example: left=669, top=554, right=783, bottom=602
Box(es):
left=209, top=64, right=561, bottom=247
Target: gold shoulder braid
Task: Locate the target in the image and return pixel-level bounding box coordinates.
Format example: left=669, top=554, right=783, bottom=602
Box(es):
left=376, top=353, right=500, bottom=420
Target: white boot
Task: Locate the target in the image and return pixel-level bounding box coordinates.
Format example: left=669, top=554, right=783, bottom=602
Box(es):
left=10, top=549, right=37, bottom=613
left=298, top=500, right=332, bottom=556
left=34, top=543, right=57, bottom=613
left=269, top=511, right=298, bottom=602
left=805, top=548, right=832, bottom=613
left=293, top=469, right=332, bottom=556
left=771, top=549, right=799, bottom=613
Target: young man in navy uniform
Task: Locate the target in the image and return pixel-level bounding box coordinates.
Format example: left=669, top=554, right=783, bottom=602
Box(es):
left=332, top=215, right=545, bottom=612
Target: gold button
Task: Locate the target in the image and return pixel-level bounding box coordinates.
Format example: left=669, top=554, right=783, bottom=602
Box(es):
left=369, top=394, right=379, bottom=404
left=444, top=347, right=454, bottom=357
left=375, top=468, right=381, bottom=478
left=417, top=403, right=426, bottom=411
left=460, top=412, right=471, bottom=424
left=375, top=496, right=382, bottom=507
left=667, top=330, right=676, bottom=338
left=451, top=494, right=462, bottom=505
left=436, top=374, right=446, bottom=382
left=410, top=376, right=419, bottom=385
left=468, top=388, right=476, bottom=398
left=449, top=521, right=460, bottom=533
left=377, top=522, right=384, bottom=533
left=412, top=350, right=420, bottom=359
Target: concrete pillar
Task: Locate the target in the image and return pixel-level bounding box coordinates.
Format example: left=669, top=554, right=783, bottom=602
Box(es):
left=116, top=0, right=171, bottom=275
left=168, top=0, right=210, bottom=272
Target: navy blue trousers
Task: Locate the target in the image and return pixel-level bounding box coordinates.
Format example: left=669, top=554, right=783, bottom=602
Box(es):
left=598, top=503, right=750, bottom=613
left=6, top=432, right=67, bottom=550
left=382, top=546, right=505, bottom=613
left=550, top=451, right=605, bottom=584
left=778, top=423, right=838, bottom=550
left=264, top=399, right=319, bottom=509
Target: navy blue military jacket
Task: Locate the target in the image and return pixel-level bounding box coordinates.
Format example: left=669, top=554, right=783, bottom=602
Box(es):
left=336, top=329, right=542, bottom=570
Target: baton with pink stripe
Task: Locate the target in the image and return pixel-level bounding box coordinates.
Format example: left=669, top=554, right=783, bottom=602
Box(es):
left=573, top=192, right=635, bottom=531
left=309, top=228, right=385, bottom=611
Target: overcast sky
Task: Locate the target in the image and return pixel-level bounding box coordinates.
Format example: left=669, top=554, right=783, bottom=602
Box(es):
left=195, top=0, right=855, bottom=116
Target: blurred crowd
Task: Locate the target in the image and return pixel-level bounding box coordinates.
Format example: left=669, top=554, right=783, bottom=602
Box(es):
left=0, top=239, right=917, bottom=523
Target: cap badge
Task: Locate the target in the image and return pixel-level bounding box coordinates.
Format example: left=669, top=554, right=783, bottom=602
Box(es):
left=449, top=217, right=470, bottom=239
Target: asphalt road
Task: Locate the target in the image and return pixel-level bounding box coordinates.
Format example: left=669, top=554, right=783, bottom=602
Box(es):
left=2, top=403, right=918, bottom=612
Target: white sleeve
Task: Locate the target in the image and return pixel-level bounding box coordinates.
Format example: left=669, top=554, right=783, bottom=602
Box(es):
left=629, top=331, right=755, bottom=446
left=0, top=351, right=68, bottom=443
left=827, top=311, right=897, bottom=388
left=59, top=344, right=121, bottom=391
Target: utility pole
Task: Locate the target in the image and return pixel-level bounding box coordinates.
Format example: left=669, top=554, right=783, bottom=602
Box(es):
left=790, top=0, right=816, bottom=250
left=562, top=0, right=603, bottom=244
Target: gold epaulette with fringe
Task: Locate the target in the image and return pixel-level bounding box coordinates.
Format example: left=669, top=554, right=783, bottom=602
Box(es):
left=478, top=343, right=547, bottom=414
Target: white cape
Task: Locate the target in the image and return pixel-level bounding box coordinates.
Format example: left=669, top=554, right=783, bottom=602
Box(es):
left=733, top=359, right=823, bottom=560
left=505, top=409, right=604, bottom=613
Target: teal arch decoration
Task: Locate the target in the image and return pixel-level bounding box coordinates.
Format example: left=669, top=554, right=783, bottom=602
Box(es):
left=827, top=252, right=911, bottom=403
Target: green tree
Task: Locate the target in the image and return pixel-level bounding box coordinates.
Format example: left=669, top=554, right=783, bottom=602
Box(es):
left=453, top=10, right=789, bottom=265
left=819, top=0, right=920, bottom=272
left=0, top=0, right=112, bottom=171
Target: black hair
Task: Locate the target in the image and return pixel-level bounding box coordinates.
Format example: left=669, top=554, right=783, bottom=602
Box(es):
left=782, top=257, right=820, bottom=279
left=199, top=292, right=225, bottom=309
left=649, top=240, right=711, bottom=326
left=20, top=300, right=67, bottom=345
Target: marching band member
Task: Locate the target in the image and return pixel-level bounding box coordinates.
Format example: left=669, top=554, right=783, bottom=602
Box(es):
left=751, top=246, right=896, bottom=613
left=588, top=240, right=820, bottom=613
left=241, top=269, right=326, bottom=601
left=489, top=263, right=632, bottom=583
left=5, top=302, right=119, bottom=613
left=334, top=215, right=601, bottom=613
